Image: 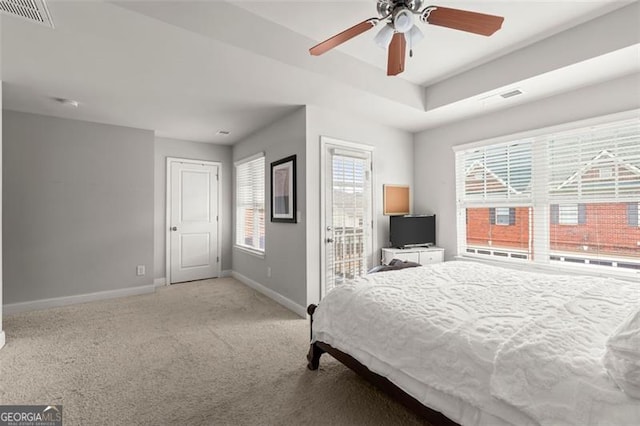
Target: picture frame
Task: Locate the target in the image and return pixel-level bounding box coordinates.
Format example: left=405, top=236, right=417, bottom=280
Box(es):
left=383, top=184, right=410, bottom=215
left=271, top=155, right=296, bottom=223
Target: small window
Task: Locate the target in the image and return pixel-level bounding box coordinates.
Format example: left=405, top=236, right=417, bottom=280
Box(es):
left=599, top=167, right=613, bottom=179
left=488, top=207, right=516, bottom=226
left=558, top=204, right=578, bottom=225
left=495, top=207, right=511, bottom=226
left=550, top=203, right=586, bottom=225
left=235, top=154, right=265, bottom=253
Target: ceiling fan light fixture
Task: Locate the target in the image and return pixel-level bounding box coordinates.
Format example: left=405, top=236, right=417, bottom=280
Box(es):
left=393, top=8, right=414, bottom=33
left=374, top=24, right=395, bottom=49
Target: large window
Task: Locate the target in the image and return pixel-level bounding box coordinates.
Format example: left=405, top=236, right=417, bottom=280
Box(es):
left=235, top=153, right=265, bottom=253
left=455, top=115, right=640, bottom=272
left=457, top=139, right=534, bottom=260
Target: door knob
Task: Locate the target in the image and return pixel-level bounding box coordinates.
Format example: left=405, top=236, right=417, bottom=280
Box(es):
left=326, top=238, right=334, bottom=243
left=171, top=226, right=178, bottom=231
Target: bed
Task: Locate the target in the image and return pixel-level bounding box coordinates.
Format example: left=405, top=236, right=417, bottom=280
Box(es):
left=306, top=261, right=640, bottom=426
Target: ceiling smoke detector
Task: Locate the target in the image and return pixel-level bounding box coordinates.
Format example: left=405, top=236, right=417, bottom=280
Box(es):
left=0, top=0, right=54, bottom=28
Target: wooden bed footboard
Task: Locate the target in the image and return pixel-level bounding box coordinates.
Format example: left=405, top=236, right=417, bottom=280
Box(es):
left=306, top=304, right=459, bottom=426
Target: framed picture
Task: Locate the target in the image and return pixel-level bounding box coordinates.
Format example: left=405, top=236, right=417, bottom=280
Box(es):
left=383, top=184, right=410, bottom=215
left=271, top=155, right=296, bottom=223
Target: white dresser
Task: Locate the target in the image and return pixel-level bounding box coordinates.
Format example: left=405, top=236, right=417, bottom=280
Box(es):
left=381, top=247, right=445, bottom=266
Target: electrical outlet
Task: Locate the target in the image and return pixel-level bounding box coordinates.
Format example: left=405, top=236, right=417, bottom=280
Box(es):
left=136, top=265, right=145, bottom=276
left=267, top=267, right=272, bottom=278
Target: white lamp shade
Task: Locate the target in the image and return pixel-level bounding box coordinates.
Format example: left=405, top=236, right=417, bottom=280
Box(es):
left=374, top=24, right=395, bottom=49
left=405, top=25, right=424, bottom=48
left=393, top=9, right=414, bottom=33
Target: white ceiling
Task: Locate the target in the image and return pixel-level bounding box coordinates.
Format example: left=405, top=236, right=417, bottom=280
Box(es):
left=1, top=0, right=639, bottom=144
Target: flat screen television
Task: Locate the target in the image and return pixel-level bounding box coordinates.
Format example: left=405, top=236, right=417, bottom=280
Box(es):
left=389, top=215, right=436, bottom=249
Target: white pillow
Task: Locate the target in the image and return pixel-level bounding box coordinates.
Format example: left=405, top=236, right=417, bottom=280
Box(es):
left=603, top=307, right=640, bottom=399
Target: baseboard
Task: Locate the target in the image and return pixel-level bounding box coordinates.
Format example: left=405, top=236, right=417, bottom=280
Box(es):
left=221, top=270, right=232, bottom=278
left=3, top=284, right=156, bottom=315
left=0, top=331, right=5, bottom=350
left=231, top=271, right=306, bottom=318
left=154, top=277, right=167, bottom=287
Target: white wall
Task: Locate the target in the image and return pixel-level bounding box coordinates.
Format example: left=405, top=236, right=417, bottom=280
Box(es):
left=232, top=107, right=307, bottom=310
left=154, top=137, right=232, bottom=282
left=305, top=106, right=414, bottom=306
left=3, top=111, right=155, bottom=304
left=414, top=73, right=640, bottom=259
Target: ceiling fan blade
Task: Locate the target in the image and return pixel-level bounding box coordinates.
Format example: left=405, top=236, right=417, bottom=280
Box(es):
left=387, top=32, right=406, bottom=76
left=309, top=19, right=378, bottom=56
left=423, top=6, right=504, bottom=36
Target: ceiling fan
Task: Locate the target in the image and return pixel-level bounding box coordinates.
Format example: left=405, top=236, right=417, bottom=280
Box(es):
left=309, top=0, right=504, bottom=76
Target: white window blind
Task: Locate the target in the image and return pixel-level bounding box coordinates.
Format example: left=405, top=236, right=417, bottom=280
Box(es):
left=455, top=140, right=533, bottom=260
left=546, top=118, right=640, bottom=268
left=457, top=140, right=533, bottom=206
left=235, top=154, right=265, bottom=253
left=548, top=119, right=640, bottom=202
left=455, top=114, right=640, bottom=274
left=555, top=204, right=580, bottom=225
left=328, top=150, right=371, bottom=290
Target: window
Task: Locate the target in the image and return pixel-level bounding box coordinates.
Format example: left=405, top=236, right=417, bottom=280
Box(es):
left=456, top=140, right=533, bottom=260
left=493, top=207, right=515, bottom=226
left=559, top=204, right=578, bottom=225
left=455, top=115, right=640, bottom=272
left=235, top=153, right=265, bottom=253
left=599, top=167, right=613, bottom=179
left=629, top=202, right=639, bottom=227
left=550, top=203, right=586, bottom=225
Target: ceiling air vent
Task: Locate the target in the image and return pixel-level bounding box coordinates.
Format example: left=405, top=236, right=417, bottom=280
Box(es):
left=479, top=88, right=525, bottom=107
left=0, top=0, right=54, bottom=28
left=500, top=89, right=524, bottom=99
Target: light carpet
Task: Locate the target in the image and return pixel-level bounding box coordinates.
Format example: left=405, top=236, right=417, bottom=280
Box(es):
left=0, top=278, right=428, bottom=425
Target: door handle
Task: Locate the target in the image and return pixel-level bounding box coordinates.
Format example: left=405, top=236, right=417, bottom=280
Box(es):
left=326, top=238, right=334, bottom=243
left=171, top=226, right=178, bottom=231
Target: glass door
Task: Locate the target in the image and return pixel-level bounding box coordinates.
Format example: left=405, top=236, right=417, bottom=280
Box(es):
left=323, top=145, right=373, bottom=295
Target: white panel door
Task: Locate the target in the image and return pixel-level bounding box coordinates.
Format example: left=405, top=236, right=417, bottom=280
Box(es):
left=170, top=161, right=219, bottom=283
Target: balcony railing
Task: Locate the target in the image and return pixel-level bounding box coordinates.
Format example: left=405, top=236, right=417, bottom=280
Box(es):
left=331, top=228, right=365, bottom=283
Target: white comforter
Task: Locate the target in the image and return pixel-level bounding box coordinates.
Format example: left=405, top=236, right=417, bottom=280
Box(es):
left=491, top=274, right=640, bottom=425
left=312, top=261, right=639, bottom=426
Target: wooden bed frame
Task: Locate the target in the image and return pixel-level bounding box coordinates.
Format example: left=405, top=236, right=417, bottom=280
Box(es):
left=306, top=304, right=459, bottom=426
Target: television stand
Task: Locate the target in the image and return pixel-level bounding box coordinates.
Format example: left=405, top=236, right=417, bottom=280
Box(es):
left=381, top=247, right=445, bottom=266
